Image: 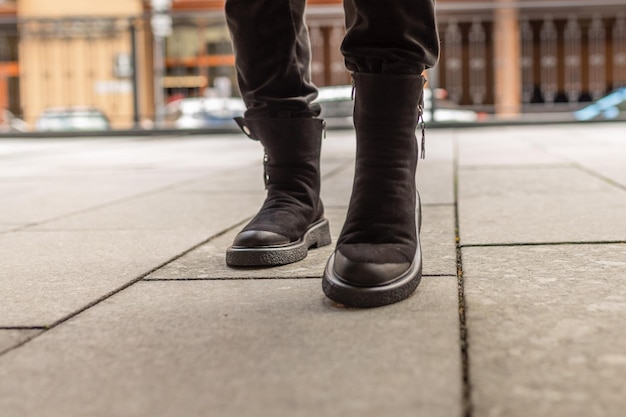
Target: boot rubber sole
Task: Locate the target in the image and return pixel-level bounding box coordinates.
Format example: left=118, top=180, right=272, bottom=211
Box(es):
left=322, top=195, right=422, bottom=308
left=322, top=241, right=422, bottom=308
left=226, top=218, right=331, bottom=267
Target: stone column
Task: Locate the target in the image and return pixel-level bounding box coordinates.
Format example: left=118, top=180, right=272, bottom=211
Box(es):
left=493, top=0, right=521, bottom=118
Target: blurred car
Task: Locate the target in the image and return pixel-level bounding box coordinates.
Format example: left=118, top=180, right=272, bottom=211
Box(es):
left=313, top=85, right=354, bottom=128
left=573, top=87, right=626, bottom=121
left=36, top=107, right=110, bottom=131
left=165, top=97, right=245, bottom=130
left=0, top=109, right=29, bottom=133
left=422, top=88, right=481, bottom=123
left=313, top=84, right=480, bottom=127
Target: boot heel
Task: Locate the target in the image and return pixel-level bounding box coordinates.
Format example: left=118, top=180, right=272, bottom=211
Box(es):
left=307, top=218, right=332, bottom=248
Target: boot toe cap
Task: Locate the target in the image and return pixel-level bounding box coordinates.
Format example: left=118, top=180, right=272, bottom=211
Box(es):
left=232, top=230, right=291, bottom=248
left=333, top=250, right=411, bottom=287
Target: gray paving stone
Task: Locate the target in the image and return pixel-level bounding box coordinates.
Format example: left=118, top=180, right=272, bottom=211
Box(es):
left=320, top=165, right=353, bottom=208
left=463, top=244, right=626, bottom=417
left=146, top=205, right=457, bottom=280
left=0, top=136, right=263, bottom=225
left=173, top=159, right=348, bottom=196
left=525, top=127, right=626, bottom=188
left=0, top=224, right=23, bottom=233
left=421, top=205, right=458, bottom=275
left=320, top=129, right=357, bottom=157
left=0, top=136, right=259, bottom=179
left=418, top=128, right=455, bottom=162
left=456, top=126, right=567, bottom=167
left=458, top=166, right=626, bottom=245
left=0, top=171, right=229, bottom=224
left=144, top=208, right=345, bottom=280
left=31, top=191, right=261, bottom=231
left=171, top=164, right=276, bottom=194
left=0, top=277, right=462, bottom=417
left=0, top=330, right=41, bottom=354
left=0, top=227, right=242, bottom=327
left=417, top=160, right=455, bottom=205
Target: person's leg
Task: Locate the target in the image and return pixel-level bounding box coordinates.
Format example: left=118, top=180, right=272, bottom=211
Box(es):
left=224, top=0, right=330, bottom=266
left=341, top=0, right=439, bottom=75
left=322, top=0, right=440, bottom=307
left=225, top=0, right=320, bottom=118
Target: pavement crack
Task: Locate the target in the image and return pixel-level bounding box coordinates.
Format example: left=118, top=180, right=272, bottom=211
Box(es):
left=11, top=176, right=212, bottom=233
left=460, top=240, right=626, bottom=248
left=454, top=134, right=473, bottom=417
left=0, top=326, right=47, bottom=330
left=0, top=220, right=250, bottom=359
left=143, top=276, right=322, bottom=282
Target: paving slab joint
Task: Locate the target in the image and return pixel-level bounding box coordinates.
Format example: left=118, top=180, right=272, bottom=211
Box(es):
left=0, top=220, right=252, bottom=358
left=459, top=240, right=626, bottom=249
left=454, top=137, right=473, bottom=417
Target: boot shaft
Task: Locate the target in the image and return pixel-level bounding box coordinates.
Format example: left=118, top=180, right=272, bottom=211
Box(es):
left=352, top=72, right=425, bottom=138
left=351, top=72, right=426, bottom=175
left=235, top=116, right=326, bottom=225
left=338, top=73, right=426, bottom=255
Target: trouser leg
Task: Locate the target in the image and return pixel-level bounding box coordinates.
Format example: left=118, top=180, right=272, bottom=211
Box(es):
left=341, top=0, right=440, bottom=74
left=225, top=0, right=320, bottom=118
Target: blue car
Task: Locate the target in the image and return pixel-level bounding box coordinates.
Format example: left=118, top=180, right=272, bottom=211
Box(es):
left=574, top=87, right=626, bottom=121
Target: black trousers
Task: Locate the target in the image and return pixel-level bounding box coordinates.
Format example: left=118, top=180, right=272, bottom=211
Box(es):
left=225, top=0, right=439, bottom=118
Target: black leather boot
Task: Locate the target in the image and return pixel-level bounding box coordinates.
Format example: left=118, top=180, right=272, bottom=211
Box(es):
left=322, top=73, right=425, bottom=307
left=226, top=117, right=331, bottom=266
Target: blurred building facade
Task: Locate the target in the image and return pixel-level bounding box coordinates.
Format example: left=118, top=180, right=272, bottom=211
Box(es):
left=304, top=0, right=626, bottom=117
left=15, top=0, right=148, bottom=128
left=0, top=0, right=625, bottom=127
left=436, top=0, right=626, bottom=117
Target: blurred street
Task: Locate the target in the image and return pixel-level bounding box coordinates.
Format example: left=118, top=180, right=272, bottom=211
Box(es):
left=1, top=122, right=625, bottom=417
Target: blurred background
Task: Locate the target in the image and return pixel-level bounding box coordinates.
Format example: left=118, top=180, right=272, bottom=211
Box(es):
left=0, top=0, right=624, bottom=134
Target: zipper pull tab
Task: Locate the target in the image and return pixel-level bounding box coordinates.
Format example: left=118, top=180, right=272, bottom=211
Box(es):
left=263, top=151, right=269, bottom=189
left=322, top=119, right=327, bottom=139
left=351, top=76, right=355, bottom=100
left=418, top=104, right=426, bottom=159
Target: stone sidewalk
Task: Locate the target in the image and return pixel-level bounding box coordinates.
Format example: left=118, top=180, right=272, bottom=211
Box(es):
left=0, top=123, right=624, bottom=417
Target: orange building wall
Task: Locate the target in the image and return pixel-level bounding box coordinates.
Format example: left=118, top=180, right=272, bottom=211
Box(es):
left=17, top=0, right=147, bottom=126
left=171, top=0, right=343, bottom=9
left=169, top=0, right=461, bottom=10
left=18, top=0, right=143, bottom=17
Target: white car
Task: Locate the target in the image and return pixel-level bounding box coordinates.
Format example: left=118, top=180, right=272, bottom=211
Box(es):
left=165, top=97, right=245, bottom=130
left=421, top=88, right=479, bottom=123
left=313, top=85, right=354, bottom=128
left=35, top=107, right=110, bottom=132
